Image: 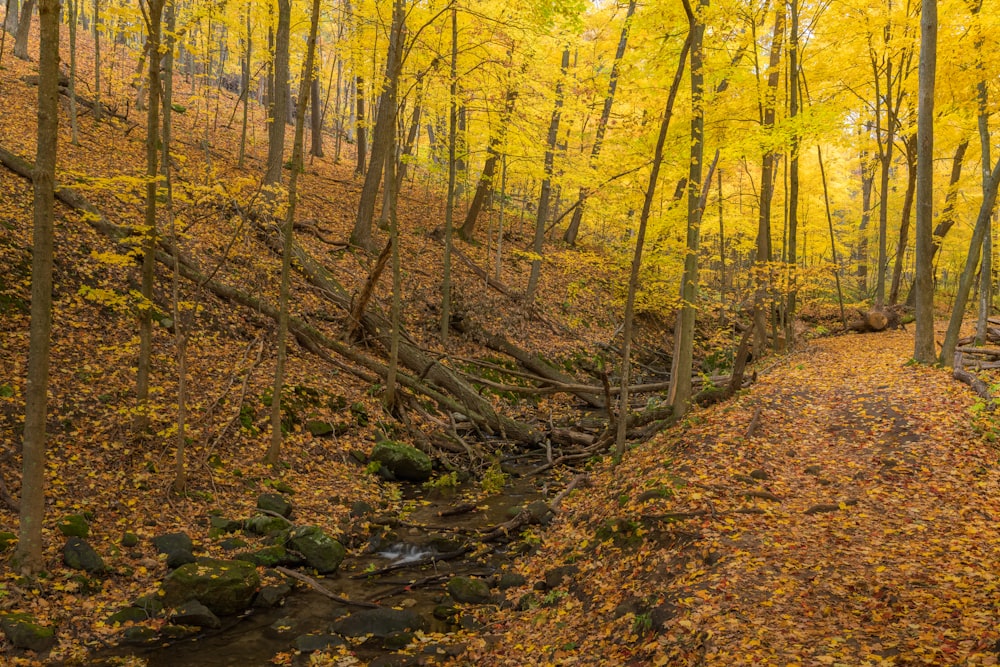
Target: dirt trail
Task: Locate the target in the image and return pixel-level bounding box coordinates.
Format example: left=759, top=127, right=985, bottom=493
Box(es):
left=469, top=332, right=1000, bottom=666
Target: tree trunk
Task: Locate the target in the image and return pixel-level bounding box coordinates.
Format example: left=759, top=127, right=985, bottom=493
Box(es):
left=668, top=0, right=706, bottom=421
left=615, top=4, right=694, bottom=462
left=268, top=0, right=320, bottom=465
left=441, top=6, right=457, bottom=338
left=310, top=75, right=324, bottom=157
left=92, top=0, right=102, bottom=120
left=238, top=2, right=250, bottom=168
left=134, top=0, right=164, bottom=435
left=350, top=0, right=404, bottom=251
left=753, top=2, right=785, bottom=358
left=785, top=0, right=799, bottom=343
left=4, top=0, right=18, bottom=34
left=526, top=47, right=569, bottom=306
left=564, top=0, right=636, bottom=246
left=16, top=0, right=58, bottom=575
left=264, top=0, right=290, bottom=188
left=67, top=0, right=80, bottom=145
left=913, top=0, right=938, bottom=364
left=975, top=4, right=992, bottom=345
left=889, top=139, right=917, bottom=306
left=13, top=0, right=34, bottom=60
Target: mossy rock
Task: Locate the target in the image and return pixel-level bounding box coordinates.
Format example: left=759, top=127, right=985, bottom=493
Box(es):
left=446, top=576, right=492, bottom=604
left=287, top=526, right=345, bottom=574
left=209, top=516, right=242, bottom=536
left=121, top=532, right=139, bottom=548
left=57, top=514, right=90, bottom=538
left=0, top=613, right=56, bottom=652
left=107, top=606, right=151, bottom=626
left=63, top=537, right=107, bottom=574
left=161, top=558, right=260, bottom=616
left=370, top=441, right=433, bottom=482
left=243, top=515, right=289, bottom=536
left=256, top=493, right=293, bottom=519
left=306, top=420, right=349, bottom=437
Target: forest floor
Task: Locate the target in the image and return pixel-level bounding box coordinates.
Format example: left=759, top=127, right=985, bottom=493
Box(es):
left=466, top=330, right=1000, bottom=666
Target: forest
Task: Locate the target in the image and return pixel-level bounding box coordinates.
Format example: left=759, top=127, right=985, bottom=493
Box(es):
left=2, top=0, right=1000, bottom=663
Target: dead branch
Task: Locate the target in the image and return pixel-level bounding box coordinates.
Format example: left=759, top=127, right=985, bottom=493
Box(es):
left=275, top=566, right=380, bottom=608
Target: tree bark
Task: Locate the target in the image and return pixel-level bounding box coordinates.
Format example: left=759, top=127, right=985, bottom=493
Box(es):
left=913, top=0, right=938, bottom=363
left=16, top=0, right=58, bottom=574
left=668, top=0, right=707, bottom=420
left=310, top=75, right=324, bottom=157
left=12, top=0, right=33, bottom=60
left=350, top=0, right=404, bottom=251
left=264, top=0, right=290, bottom=188
left=889, top=138, right=917, bottom=306
left=268, top=0, right=320, bottom=465
left=616, top=2, right=694, bottom=461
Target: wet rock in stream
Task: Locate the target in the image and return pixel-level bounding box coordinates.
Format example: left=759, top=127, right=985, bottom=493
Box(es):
left=330, top=608, right=429, bottom=639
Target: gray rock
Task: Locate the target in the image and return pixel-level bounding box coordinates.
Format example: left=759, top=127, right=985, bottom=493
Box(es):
left=293, top=633, right=346, bottom=653
left=370, top=441, right=433, bottom=482
left=0, top=613, right=56, bottom=652
left=331, top=608, right=428, bottom=638
left=63, top=537, right=106, bottom=574
left=121, top=626, right=158, bottom=645
left=166, top=549, right=197, bottom=569
left=209, top=516, right=242, bottom=535
left=287, top=526, right=345, bottom=574
left=161, top=558, right=260, bottom=616
left=152, top=532, right=194, bottom=558
left=107, top=607, right=150, bottom=626
left=257, top=493, right=293, bottom=518
left=498, top=572, right=527, bottom=590
left=169, top=600, right=221, bottom=629
left=219, top=537, right=248, bottom=551
left=253, top=583, right=292, bottom=608
left=243, top=515, right=289, bottom=536
left=446, top=576, right=492, bottom=604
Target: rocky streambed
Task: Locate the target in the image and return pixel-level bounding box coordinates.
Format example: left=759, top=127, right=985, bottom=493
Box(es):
left=78, top=459, right=556, bottom=666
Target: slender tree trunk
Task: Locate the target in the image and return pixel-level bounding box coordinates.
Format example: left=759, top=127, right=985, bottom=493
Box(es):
left=310, top=75, right=324, bottom=157
left=668, top=0, right=707, bottom=419
left=135, top=0, right=164, bottom=435
left=785, top=0, right=799, bottom=343
left=753, top=2, right=785, bottom=358
left=16, top=0, right=59, bottom=574
left=68, top=0, right=80, bottom=145
left=268, top=0, right=320, bottom=464
left=13, top=0, right=33, bottom=59
left=238, top=2, right=251, bottom=168
left=889, top=139, right=917, bottom=305
left=913, top=0, right=937, bottom=363
left=350, top=0, right=404, bottom=251
left=615, top=1, right=694, bottom=463
left=817, top=146, right=847, bottom=326
left=975, top=3, right=992, bottom=344
left=4, top=0, right=18, bottom=34
left=384, top=114, right=401, bottom=411
left=355, top=75, right=367, bottom=174
left=395, top=77, right=423, bottom=189
left=441, top=6, right=457, bottom=339
left=264, top=0, right=290, bottom=188
left=875, top=74, right=895, bottom=306
left=564, top=0, right=636, bottom=246
left=855, top=137, right=874, bottom=295
left=526, top=47, right=569, bottom=305
left=93, top=0, right=102, bottom=120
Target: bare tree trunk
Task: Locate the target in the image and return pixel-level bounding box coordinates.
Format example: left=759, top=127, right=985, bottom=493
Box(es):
left=615, top=3, right=693, bottom=463
left=238, top=2, right=251, bottom=168
left=913, top=0, right=938, bottom=363
left=310, top=75, right=324, bottom=157
left=93, top=0, right=102, bottom=120
left=785, top=0, right=799, bottom=343
left=16, top=0, right=59, bottom=574
left=350, top=0, right=404, bottom=251
left=753, top=2, right=785, bottom=358
left=889, top=139, right=917, bottom=305
left=264, top=0, right=290, bottom=188
left=135, top=0, right=165, bottom=435
left=564, top=0, right=636, bottom=246
left=13, top=0, right=34, bottom=59
left=67, top=0, right=80, bottom=145
left=268, top=0, right=320, bottom=465
left=668, top=0, right=707, bottom=420
left=4, top=0, right=18, bottom=33
left=975, top=2, right=992, bottom=345
left=526, top=47, right=569, bottom=306
left=441, top=6, right=457, bottom=339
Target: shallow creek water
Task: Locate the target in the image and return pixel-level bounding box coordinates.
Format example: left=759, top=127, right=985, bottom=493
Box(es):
left=95, top=476, right=546, bottom=666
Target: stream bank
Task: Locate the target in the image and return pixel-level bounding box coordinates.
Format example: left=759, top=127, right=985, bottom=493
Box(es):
left=88, top=471, right=555, bottom=666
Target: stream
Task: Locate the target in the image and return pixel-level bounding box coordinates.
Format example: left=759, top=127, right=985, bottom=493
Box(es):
left=91, top=474, right=547, bottom=666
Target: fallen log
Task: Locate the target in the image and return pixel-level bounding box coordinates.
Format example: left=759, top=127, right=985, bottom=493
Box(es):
left=276, top=566, right=380, bottom=608
left=953, top=353, right=993, bottom=406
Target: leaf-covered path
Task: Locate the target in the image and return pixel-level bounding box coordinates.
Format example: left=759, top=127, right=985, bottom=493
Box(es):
left=467, top=332, right=1000, bottom=665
